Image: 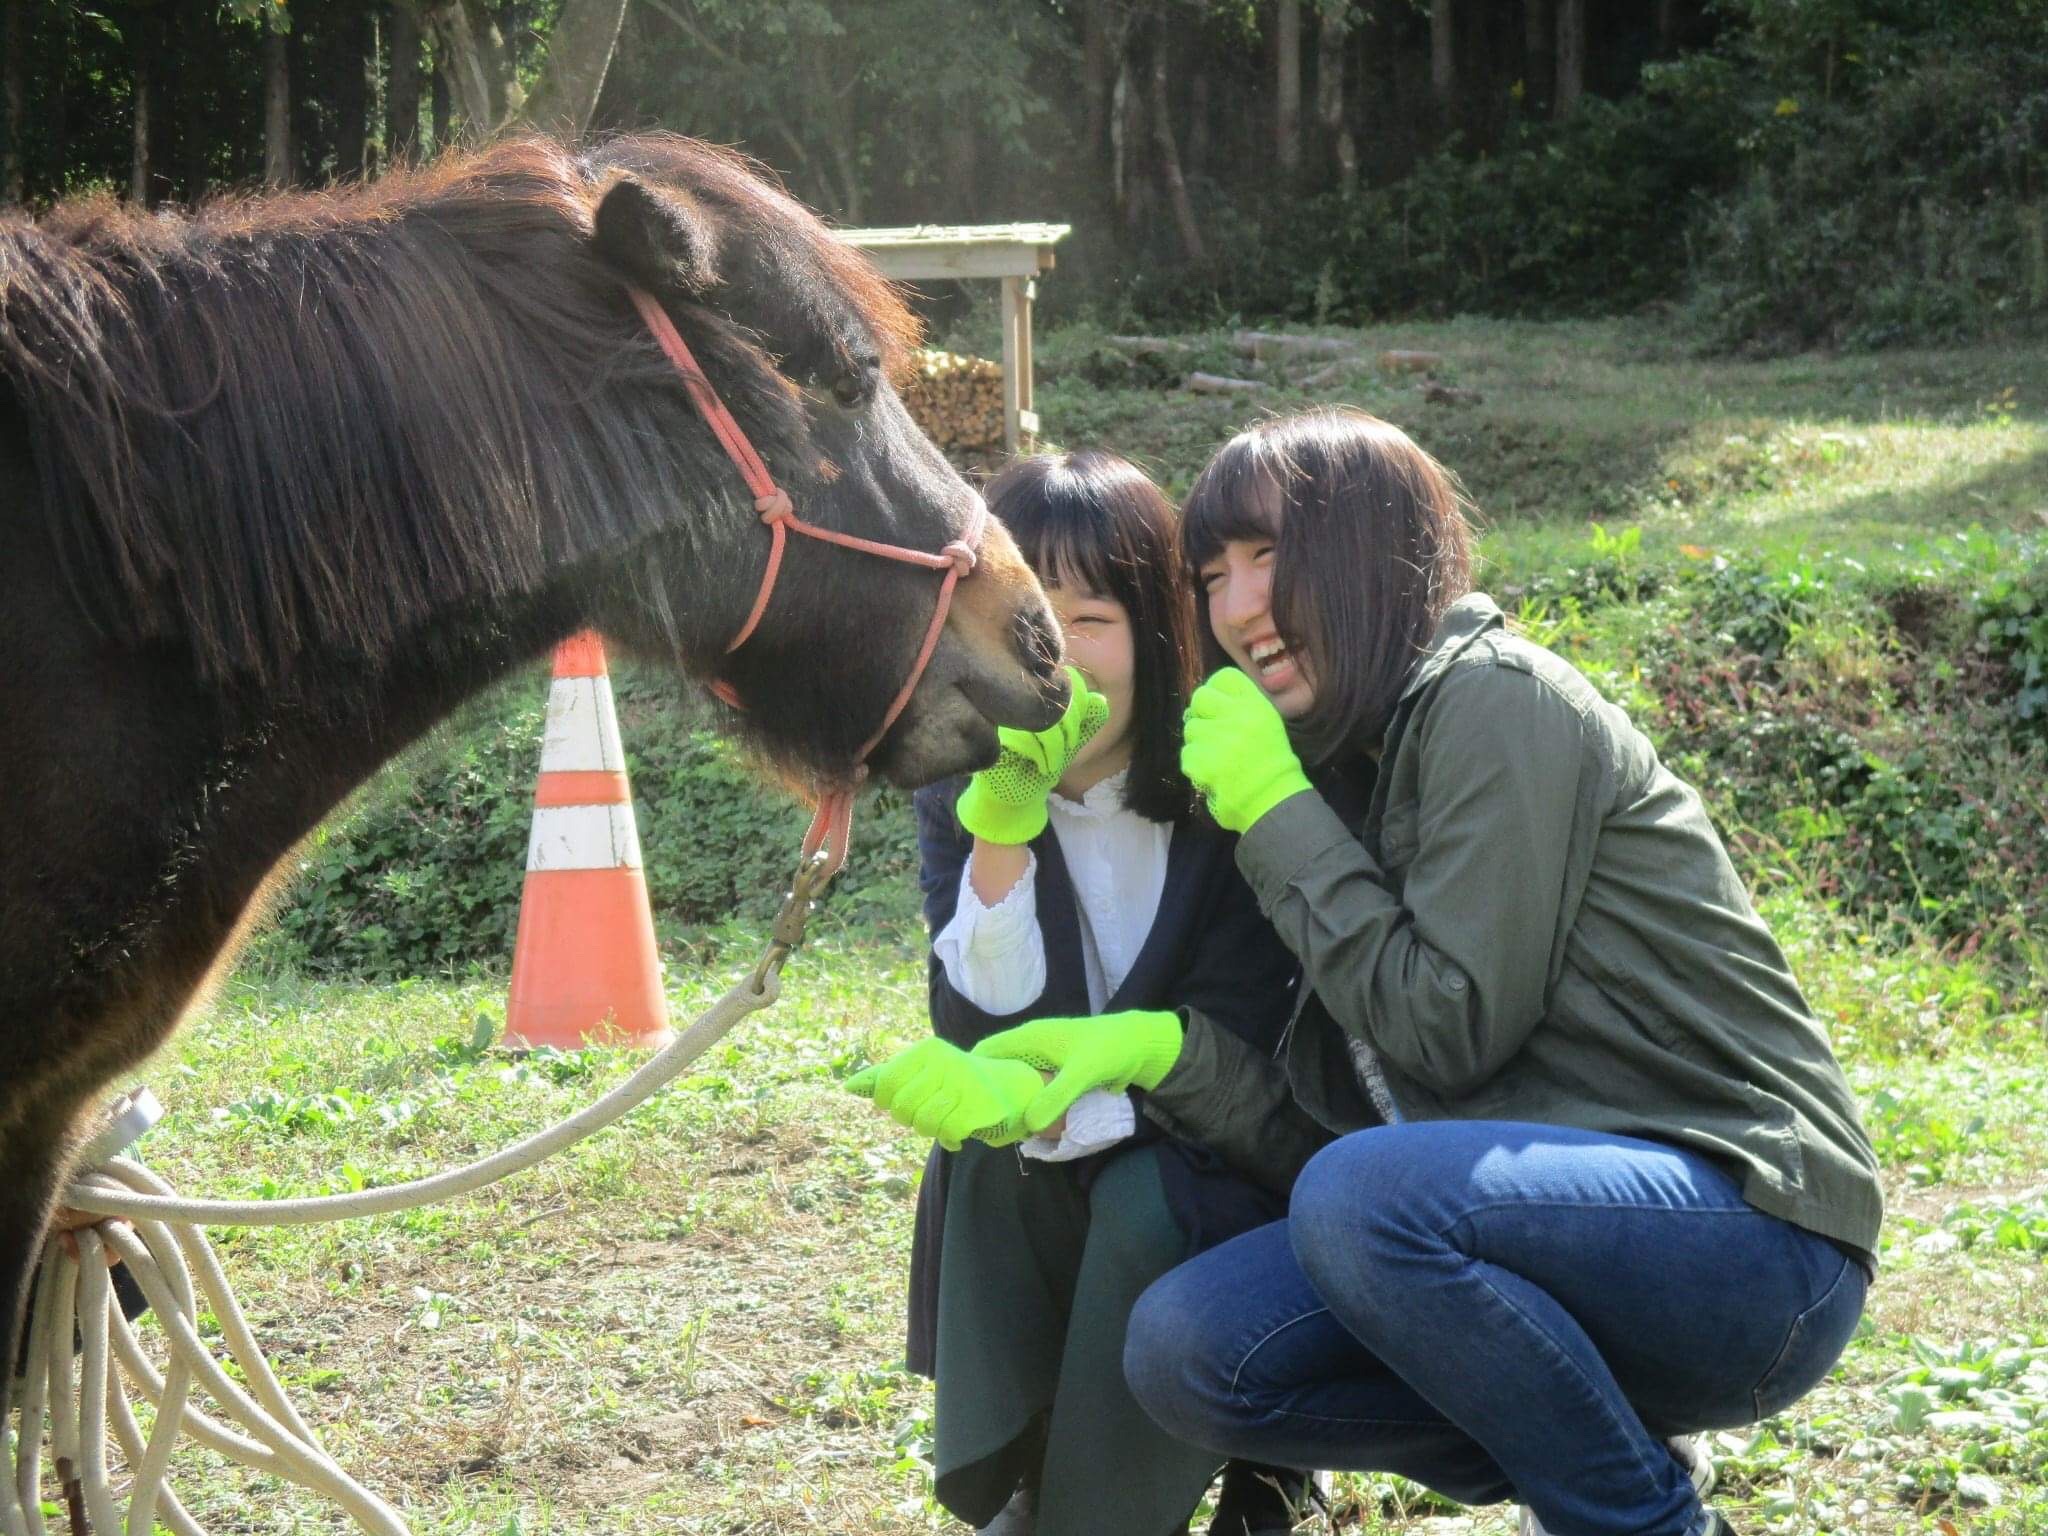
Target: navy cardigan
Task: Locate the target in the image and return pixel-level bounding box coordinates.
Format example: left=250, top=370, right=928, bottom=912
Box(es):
left=903, top=777, right=1303, bottom=1377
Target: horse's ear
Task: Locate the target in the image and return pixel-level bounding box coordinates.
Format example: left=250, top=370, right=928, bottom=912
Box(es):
left=592, top=175, right=719, bottom=295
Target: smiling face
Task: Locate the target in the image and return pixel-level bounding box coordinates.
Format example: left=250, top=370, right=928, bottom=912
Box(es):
left=1045, top=572, right=1137, bottom=789
left=1181, top=409, right=1476, bottom=762
left=1194, top=477, right=1318, bottom=719
left=979, top=450, right=1201, bottom=821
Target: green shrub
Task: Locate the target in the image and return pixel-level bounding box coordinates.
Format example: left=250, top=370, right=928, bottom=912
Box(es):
left=259, top=666, right=923, bottom=980
left=1594, top=543, right=2048, bottom=981
left=1686, top=45, right=2048, bottom=351
left=1970, top=549, right=2048, bottom=730
left=1110, top=76, right=1746, bottom=328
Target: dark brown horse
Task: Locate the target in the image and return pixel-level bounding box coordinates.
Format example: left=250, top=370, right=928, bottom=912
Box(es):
left=0, top=135, right=1065, bottom=1414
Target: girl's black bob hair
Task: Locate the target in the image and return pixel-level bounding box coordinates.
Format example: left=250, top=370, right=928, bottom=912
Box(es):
left=1181, top=407, right=1475, bottom=764
left=984, top=450, right=1198, bottom=821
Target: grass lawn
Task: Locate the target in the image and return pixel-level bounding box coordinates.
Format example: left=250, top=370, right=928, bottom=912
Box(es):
left=100, top=318, right=2048, bottom=1534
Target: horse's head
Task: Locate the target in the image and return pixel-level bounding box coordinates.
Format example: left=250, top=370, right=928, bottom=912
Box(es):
left=0, top=136, right=1063, bottom=789
left=576, top=139, right=1065, bottom=788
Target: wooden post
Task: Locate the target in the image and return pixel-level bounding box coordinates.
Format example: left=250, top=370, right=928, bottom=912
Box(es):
left=1001, top=274, right=1024, bottom=455
left=1016, top=278, right=1038, bottom=451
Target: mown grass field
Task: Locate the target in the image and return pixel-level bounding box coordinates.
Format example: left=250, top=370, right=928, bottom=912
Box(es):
left=119, top=318, right=2047, bottom=1534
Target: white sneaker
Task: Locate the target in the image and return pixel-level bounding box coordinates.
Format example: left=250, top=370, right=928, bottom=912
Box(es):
left=1516, top=1436, right=1716, bottom=1536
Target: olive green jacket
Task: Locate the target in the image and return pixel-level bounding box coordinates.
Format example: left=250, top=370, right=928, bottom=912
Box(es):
left=1144, top=593, right=1883, bottom=1255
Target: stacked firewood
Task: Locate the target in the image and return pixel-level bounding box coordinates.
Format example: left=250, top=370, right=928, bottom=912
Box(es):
left=902, top=349, right=1007, bottom=454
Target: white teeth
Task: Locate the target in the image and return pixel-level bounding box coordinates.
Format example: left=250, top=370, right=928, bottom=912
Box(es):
left=1249, top=638, right=1289, bottom=663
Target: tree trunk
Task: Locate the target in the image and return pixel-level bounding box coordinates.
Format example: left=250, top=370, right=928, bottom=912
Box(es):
left=828, top=136, right=863, bottom=224
left=520, top=0, right=628, bottom=137
left=1274, top=0, right=1301, bottom=176
left=1656, top=0, right=1679, bottom=56
left=1523, top=0, right=1552, bottom=113
left=180, top=0, right=210, bottom=199
left=1431, top=0, right=1455, bottom=125
left=430, top=54, right=452, bottom=152
left=262, top=24, right=290, bottom=184
left=389, top=2, right=423, bottom=164
left=1554, top=0, right=1584, bottom=119
left=1150, top=26, right=1206, bottom=265
left=423, top=1, right=500, bottom=140
left=945, top=117, right=979, bottom=223
left=130, top=43, right=151, bottom=203
left=365, top=12, right=385, bottom=175
left=1117, top=42, right=1150, bottom=241
left=1317, top=2, right=1357, bottom=192
left=1082, top=0, right=1112, bottom=163
left=1110, top=46, right=1131, bottom=222
left=335, top=4, right=375, bottom=180
left=49, top=4, right=68, bottom=194
left=1186, top=68, right=1210, bottom=186
left=2, top=0, right=24, bottom=203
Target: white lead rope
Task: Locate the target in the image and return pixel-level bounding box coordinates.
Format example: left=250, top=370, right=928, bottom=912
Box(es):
left=5, top=855, right=830, bottom=1536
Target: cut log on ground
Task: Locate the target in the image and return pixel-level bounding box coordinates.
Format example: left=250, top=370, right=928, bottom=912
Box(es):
left=1187, top=372, right=1271, bottom=395
left=1233, top=329, right=1356, bottom=363
left=1421, top=379, right=1484, bottom=406
left=1295, top=361, right=1354, bottom=389
left=1379, top=349, right=1445, bottom=373
left=1107, top=335, right=1195, bottom=356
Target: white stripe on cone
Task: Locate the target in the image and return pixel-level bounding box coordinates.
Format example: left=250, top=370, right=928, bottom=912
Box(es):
left=526, top=805, right=645, bottom=871
left=538, top=677, right=626, bottom=774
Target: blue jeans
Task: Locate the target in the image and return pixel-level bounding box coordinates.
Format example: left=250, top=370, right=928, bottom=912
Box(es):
left=1124, top=1123, right=1868, bottom=1536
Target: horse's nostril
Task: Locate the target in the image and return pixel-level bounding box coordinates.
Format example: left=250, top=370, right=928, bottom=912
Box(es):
left=1012, top=606, right=1064, bottom=682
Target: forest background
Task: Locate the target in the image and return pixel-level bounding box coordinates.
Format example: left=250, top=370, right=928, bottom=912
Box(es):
left=5, top=0, right=2047, bottom=352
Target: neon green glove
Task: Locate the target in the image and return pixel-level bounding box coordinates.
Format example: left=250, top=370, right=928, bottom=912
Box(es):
left=844, top=1037, right=1043, bottom=1151
left=954, top=666, right=1110, bottom=845
left=1180, top=667, right=1313, bottom=833
left=970, top=1009, right=1184, bottom=1136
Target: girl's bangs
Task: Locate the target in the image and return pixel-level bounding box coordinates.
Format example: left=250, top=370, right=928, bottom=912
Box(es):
left=1016, top=506, right=1124, bottom=601
left=1180, top=438, right=1284, bottom=572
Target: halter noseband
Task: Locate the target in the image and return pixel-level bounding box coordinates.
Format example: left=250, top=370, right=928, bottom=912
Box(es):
left=626, top=286, right=989, bottom=878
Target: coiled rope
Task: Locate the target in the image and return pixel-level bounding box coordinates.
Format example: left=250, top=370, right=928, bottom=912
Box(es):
left=4, top=856, right=832, bottom=1536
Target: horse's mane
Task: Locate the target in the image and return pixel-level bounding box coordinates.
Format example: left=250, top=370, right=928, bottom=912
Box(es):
left=0, top=135, right=917, bottom=684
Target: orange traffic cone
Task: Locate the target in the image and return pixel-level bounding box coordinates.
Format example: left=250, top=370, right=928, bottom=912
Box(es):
left=504, top=632, right=673, bottom=1051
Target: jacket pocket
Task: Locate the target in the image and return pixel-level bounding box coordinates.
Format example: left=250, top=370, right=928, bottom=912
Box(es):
left=1751, top=1254, right=1863, bottom=1420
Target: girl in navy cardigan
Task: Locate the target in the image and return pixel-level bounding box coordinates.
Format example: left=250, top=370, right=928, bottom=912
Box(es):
left=880, top=453, right=1308, bottom=1536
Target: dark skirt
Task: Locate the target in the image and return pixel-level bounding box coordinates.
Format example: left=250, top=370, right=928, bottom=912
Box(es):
left=929, top=1141, right=1225, bottom=1536
left=908, top=1121, right=1288, bottom=1378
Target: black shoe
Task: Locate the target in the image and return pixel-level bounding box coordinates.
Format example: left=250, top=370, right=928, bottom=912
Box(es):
left=1207, top=1460, right=1317, bottom=1536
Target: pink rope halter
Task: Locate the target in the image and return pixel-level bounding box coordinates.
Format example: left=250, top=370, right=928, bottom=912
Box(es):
left=626, top=286, right=988, bottom=877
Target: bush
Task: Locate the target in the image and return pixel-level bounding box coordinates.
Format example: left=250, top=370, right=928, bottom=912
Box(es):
left=1686, top=45, right=2048, bottom=351
left=259, top=666, right=923, bottom=979
left=1100, top=76, right=1745, bottom=329
left=1544, top=539, right=2048, bottom=984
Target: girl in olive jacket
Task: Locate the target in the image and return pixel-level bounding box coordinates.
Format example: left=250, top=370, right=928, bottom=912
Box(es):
left=948, top=410, right=1882, bottom=1536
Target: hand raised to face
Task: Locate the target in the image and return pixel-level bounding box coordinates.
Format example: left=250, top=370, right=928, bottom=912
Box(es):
left=1179, top=668, right=1312, bottom=834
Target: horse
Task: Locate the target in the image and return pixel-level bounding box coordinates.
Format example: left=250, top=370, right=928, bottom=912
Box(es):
left=0, top=133, right=1067, bottom=1425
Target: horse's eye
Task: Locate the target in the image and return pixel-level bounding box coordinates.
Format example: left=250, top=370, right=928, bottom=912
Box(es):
left=830, top=371, right=868, bottom=409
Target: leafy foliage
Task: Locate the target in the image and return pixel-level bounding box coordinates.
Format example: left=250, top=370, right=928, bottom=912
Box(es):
left=260, top=666, right=921, bottom=979
left=1513, top=533, right=2048, bottom=987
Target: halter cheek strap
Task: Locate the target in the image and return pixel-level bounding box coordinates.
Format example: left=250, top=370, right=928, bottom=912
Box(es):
left=625, top=285, right=989, bottom=877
